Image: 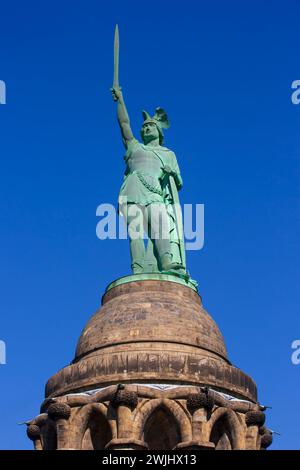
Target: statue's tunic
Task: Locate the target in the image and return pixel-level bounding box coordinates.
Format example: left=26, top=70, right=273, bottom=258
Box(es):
left=118, top=138, right=181, bottom=207
left=118, top=138, right=185, bottom=271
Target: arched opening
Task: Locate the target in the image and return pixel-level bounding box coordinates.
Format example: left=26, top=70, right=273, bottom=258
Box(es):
left=143, top=406, right=181, bottom=450
left=81, top=410, right=112, bottom=450
left=210, top=416, right=232, bottom=450
left=208, top=408, right=244, bottom=450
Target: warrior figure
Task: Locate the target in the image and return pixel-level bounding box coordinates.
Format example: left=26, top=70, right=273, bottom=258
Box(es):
left=112, top=87, right=187, bottom=276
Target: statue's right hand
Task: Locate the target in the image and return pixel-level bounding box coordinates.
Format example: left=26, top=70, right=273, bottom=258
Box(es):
left=111, top=87, right=122, bottom=102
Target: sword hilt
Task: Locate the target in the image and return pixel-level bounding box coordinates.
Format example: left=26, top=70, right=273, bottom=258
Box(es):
left=111, top=86, right=122, bottom=102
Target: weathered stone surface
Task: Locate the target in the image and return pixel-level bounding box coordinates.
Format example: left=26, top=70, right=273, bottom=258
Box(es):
left=27, top=424, right=40, bottom=441
left=111, top=385, right=138, bottom=410
left=187, top=391, right=214, bottom=413
left=260, top=431, right=273, bottom=449
left=77, top=280, right=227, bottom=360
left=47, top=403, right=71, bottom=421
left=45, top=281, right=257, bottom=402
left=27, top=279, right=269, bottom=450
left=245, top=410, right=266, bottom=427
left=28, top=383, right=267, bottom=450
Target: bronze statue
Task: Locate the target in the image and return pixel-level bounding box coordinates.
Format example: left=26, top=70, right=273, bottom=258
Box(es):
left=111, top=25, right=187, bottom=278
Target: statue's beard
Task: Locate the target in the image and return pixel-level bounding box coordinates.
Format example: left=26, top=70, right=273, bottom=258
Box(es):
left=143, top=133, right=158, bottom=144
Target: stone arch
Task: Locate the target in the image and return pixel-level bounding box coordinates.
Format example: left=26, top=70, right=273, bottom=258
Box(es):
left=134, top=398, right=192, bottom=450
left=72, top=403, right=116, bottom=449
left=207, top=407, right=244, bottom=450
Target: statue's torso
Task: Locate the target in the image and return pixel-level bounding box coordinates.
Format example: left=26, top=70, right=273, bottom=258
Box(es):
left=119, top=139, right=175, bottom=205
left=126, top=142, right=163, bottom=176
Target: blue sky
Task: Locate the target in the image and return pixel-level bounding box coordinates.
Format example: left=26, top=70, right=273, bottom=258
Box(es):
left=0, top=0, right=299, bottom=450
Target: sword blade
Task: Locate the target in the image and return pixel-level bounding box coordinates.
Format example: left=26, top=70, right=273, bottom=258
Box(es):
left=113, top=24, right=120, bottom=89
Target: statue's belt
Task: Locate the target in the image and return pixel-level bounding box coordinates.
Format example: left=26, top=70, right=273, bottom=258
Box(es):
left=131, top=170, right=164, bottom=197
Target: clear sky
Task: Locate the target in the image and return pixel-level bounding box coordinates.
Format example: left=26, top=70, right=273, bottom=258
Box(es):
left=0, top=0, right=299, bottom=450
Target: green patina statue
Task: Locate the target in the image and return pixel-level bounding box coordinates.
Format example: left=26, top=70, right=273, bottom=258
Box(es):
left=111, top=26, right=188, bottom=279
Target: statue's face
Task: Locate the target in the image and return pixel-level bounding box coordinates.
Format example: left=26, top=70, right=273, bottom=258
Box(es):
left=142, top=122, right=159, bottom=143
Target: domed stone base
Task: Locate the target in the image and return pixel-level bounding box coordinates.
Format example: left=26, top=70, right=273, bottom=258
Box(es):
left=45, top=279, right=256, bottom=402
left=27, top=278, right=271, bottom=450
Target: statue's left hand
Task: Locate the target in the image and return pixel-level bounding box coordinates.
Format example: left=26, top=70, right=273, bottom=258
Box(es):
left=163, top=165, right=174, bottom=176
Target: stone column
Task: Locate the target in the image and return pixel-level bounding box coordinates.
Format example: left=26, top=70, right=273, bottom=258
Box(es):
left=105, top=438, right=148, bottom=450
left=108, top=385, right=148, bottom=450
left=185, top=389, right=215, bottom=449
left=47, top=402, right=72, bottom=450
left=245, top=411, right=266, bottom=450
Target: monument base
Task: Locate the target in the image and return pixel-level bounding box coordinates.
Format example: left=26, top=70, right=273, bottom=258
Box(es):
left=28, top=383, right=271, bottom=450
left=26, top=278, right=271, bottom=450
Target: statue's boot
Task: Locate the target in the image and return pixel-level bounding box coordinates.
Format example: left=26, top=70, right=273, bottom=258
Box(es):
left=129, top=238, right=146, bottom=274
left=131, top=260, right=144, bottom=274
left=160, top=253, right=185, bottom=272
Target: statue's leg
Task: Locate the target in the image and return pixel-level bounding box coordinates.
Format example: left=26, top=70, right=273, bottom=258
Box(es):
left=129, top=239, right=146, bottom=273
left=167, top=204, right=186, bottom=274
left=124, top=203, right=146, bottom=274
left=144, top=238, right=159, bottom=273
left=147, top=203, right=184, bottom=272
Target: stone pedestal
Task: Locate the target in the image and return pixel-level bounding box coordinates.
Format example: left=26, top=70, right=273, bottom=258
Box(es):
left=26, top=278, right=272, bottom=450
